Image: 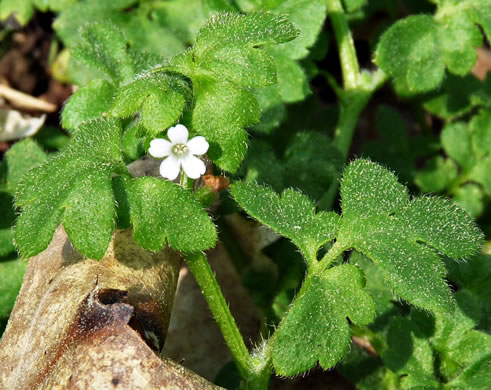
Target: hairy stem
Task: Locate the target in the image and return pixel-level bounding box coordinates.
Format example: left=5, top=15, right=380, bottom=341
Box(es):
left=319, top=0, right=387, bottom=210
left=184, top=253, right=254, bottom=384
left=326, top=0, right=360, bottom=90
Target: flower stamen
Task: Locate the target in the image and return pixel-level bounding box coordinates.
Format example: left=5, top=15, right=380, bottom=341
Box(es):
left=171, top=143, right=189, bottom=156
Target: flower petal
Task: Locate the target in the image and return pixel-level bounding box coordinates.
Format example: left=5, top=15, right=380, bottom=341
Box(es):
left=187, top=136, right=209, bottom=156
left=181, top=155, right=206, bottom=179
left=159, top=155, right=181, bottom=180
left=149, top=138, right=172, bottom=158
left=167, top=124, right=189, bottom=144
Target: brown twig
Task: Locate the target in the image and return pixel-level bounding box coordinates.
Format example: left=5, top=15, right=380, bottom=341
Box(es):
left=0, top=84, right=57, bottom=112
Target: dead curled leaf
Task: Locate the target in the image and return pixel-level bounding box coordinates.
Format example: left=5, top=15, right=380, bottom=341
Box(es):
left=0, top=227, right=221, bottom=390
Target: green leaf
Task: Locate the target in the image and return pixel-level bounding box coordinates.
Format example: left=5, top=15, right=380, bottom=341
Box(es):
left=0, top=140, right=47, bottom=257
left=447, top=353, right=491, bottom=390
left=338, top=159, right=483, bottom=313
left=342, top=0, right=367, bottom=13
left=414, top=156, right=458, bottom=193
left=111, top=73, right=189, bottom=135
left=271, top=0, right=327, bottom=60
left=470, top=109, right=491, bottom=159
left=376, top=1, right=487, bottom=95
left=193, top=12, right=298, bottom=90
left=199, top=46, right=277, bottom=88
left=271, top=265, right=375, bottom=375
left=15, top=118, right=124, bottom=259
left=283, top=131, right=343, bottom=200
left=422, top=74, right=490, bottom=120
left=231, top=181, right=340, bottom=264
left=71, top=23, right=134, bottom=84
left=62, top=79, right=116, bottom=131
left=3, top=139, right=47, bottom=193
left=441, top=122, right=474, bottom=170
left=32, top=0, right=77, bottom=12
left=125, top=14, right=186, bottom=58
left=269, top=51, right=310, bottom=102
left=54, top=0, right=137, bottom=46
left=0, top=193, right=15, bottom=257
left=241, top=140, right=284, bottom=192
left=383, top=316, right=438, bottom=389
left=437, top=12, right=482, bottom=76
left=194, top=12, right=298, bottom=58
left=192, top=76, right=260, bottom=172
left=0, top=258, right=26, bottom=319
left=113, top=176, right=217, bottom=253
left=0, top=0, right=33, bottom=25
left=453, top=184, right=485, bottom=218
left=375, top=15, right=444, bottom=94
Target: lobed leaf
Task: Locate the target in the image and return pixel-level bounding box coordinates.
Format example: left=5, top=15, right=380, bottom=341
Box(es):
left=376, top=1, right=488, bottom=95
left=383, top=316, right=438, bottom=389
left=338, top=159, right=483, bottom=313
left=53, top=0, right=137, bottom=46
left=271, top=265, right=375, bottom=376
left=231, top=181, right=340, bottom=264
left=441, top=122, right=473, bottom=170
left=15, top=119, right=124, bottom=259
left=3, top=139, right=47, bottom=193
left=271, top=0, right=327, bottom=60
left=0, top=140, right=47, bottom=257
left=71, top=23, right=134, bottom=84
left=62, top=79, right=116, bottom=131
left=422, top=74, right=491, bottom=120
left=111, top=73, right=189, bottom=135
left=192, top=76, right=260, bottom=172
left=113, top=176, right=217, bottom=253
left=194, top=12, right=299, bottom=58
left=199, top=46, right=277, bottom=88
left=375, top=15, right=444, bottom=94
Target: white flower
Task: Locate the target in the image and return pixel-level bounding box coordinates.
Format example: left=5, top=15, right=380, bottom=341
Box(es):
left=148, top=124, right=209, bottom=180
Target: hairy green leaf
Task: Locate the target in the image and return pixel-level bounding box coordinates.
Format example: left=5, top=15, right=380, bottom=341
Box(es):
left=283, top=131, right=343, bottom=200
left=375, top=15, right=444, bottom=94
left=231, top=181, right=340, bottom=264
left=113, top=176, right=216, bottom=252
left=338, top=159, right=483, bottom=313
left=54, top=0, right=137, bottom=46
left=194, top=12, right=298, bottom=58
left=15, top=119, right=124, bottom=259
left=376, top=0, right=488, bottom=95
left=71, top=23, right=134, bottom=84
left=271, top=265, right=375, bottom=375
left=0, top=140, right=47, bottom=257
left=383, top=316, right=438, bottom=389
left=192, top=76, right=259, bottom=172
left=111, top=73, right=189, bottom=135
left=62, top=79, right=116, bottom=131
left=271, top=0, right=326, bottom=60
left=3, top=139, right=47, bottom=193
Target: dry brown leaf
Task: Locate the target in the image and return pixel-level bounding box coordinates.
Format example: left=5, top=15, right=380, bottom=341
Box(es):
left=0, top=227, right=221, bottom=390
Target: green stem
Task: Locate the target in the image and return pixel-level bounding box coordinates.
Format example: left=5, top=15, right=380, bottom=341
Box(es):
left=319, top=0, right=387, bottom=211
left=316, top=239, right=350, bottom=273
left=184, top=253, right=254, bottom=383
left=326, top=0, right=360, bottom=90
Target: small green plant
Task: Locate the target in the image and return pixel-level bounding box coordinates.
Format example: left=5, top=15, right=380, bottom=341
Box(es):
left=1, top=0, right=491, bottom=389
